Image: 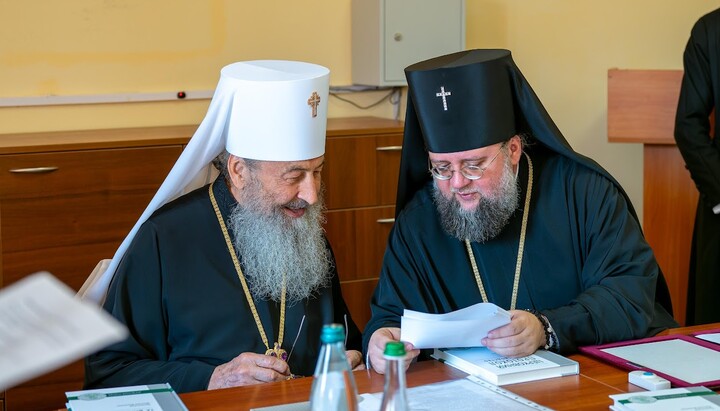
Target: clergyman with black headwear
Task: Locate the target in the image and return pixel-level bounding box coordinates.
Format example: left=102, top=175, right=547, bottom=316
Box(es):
left=363, top=49, right=678, bottom=372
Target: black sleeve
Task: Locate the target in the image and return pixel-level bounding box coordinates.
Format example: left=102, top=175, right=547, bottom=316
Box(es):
left=543, top=170, right=677, bottom=353
left=362, top=216, right=431, bottom=354
left=84, top=222, right=215, bottom=393
left=674, top=11, right=720, bottom=207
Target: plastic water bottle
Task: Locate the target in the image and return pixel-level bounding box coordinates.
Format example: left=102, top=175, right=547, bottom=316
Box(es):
left=379, top=341, right=409, bottom=411
left=309, top=323, right=359, bottom=411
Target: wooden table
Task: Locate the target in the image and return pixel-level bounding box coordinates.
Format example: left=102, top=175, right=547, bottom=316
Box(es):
left=178, top=323, right=720, bottom=410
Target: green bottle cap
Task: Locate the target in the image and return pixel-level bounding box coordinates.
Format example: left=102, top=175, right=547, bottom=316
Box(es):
left=320, top=323, right=345, bottom=343
left=383, top=341, right=406, bottom=357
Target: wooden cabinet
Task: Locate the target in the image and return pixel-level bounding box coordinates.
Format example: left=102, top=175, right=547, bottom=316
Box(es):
left=0, top=117, right=402, bottom=410
left=0, top=146, right=184, bottom=291
left=0, top=126, right=190, bottom=411
left=322, top=117, right=404, bottom=331
left=607, top=69, right=698, bottom=325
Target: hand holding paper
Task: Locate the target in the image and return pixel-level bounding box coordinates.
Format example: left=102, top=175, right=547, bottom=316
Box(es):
left=400, top=302, right=511, bottom=349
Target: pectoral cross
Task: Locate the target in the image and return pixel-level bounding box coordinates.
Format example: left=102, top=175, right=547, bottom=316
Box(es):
left=307, top=91, right=321, bottom=118
left=436, top=86, right=452, bottom=111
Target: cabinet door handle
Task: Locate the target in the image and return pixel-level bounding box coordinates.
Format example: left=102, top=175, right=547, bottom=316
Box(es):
left=376, top=146, right=402, bottom=151
left=376, top=218, right=396, bottom=224
left=9, top=166, right=59, bottom=174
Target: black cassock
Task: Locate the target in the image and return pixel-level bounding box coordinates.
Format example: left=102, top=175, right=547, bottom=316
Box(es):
left=85, top=180, right=361, bottom=393
left=675, top=7, right=720, bottom=325
left=363, top=146, right=677, bottom=355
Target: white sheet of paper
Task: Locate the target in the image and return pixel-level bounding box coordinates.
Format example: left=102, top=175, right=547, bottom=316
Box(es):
left=250, top=377, right=550, bottom=411
left=602, top=339, right=720, bottom=384
left=359, top=377, right=550, bottom=411
left=696, top=333, right=720, bottom=345
left=400, top=302, right=511, bottom=349
left=0, top=272, right=128, bottom=391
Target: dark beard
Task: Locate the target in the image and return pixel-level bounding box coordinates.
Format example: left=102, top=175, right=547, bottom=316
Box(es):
left=432, top=158, right=520, bottom=243
left=228, top=178, right=332, bottom=303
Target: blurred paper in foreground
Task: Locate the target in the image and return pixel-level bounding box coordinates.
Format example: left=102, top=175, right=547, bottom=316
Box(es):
left=0, top=272, right=128, bottom=391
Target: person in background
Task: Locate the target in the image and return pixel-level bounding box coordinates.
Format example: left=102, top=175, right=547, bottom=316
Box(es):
left=83, top=60, right=363, bottom=392
left=364, top=49, right=678, bottom=372
left=674, top=7, right=720, bottom=326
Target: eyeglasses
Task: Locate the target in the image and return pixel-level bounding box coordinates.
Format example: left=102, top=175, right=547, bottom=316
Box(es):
left=428, top=143, right=506, bottom=181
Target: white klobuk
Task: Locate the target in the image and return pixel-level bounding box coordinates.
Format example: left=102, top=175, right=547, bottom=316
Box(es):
left=79, top=60, right=330, bottom=304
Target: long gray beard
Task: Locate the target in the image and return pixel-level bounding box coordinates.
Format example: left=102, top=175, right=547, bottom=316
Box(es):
left=228, top=184, right=332, bottom=304
left=432, top=157, right=520, bottom=243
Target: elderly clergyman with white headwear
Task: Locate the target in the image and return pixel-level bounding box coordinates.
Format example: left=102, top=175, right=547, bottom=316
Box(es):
left=81, top=60, right=364, bottom=392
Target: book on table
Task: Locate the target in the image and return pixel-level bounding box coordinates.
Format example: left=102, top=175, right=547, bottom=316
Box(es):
left=431, top=346, right=579, bottom=386
left=66, top=383, right=188, bottom=411
left=609, top=386, right=720, bottom=411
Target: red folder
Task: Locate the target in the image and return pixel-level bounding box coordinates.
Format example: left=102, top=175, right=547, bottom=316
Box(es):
left=579, top=331, right=720, bottom=389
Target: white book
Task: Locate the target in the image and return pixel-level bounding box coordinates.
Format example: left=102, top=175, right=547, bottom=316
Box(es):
left=432, top=346, right=578, bottom=386
left=66, top=383, right=188, bottom=411
left=609, top=386, right=720, bottom=411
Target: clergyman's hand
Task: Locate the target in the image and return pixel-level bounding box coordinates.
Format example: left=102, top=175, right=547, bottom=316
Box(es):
left=481, top=309, right=545, bottom=358
left=208, top=352, right=291, bottom=390
left=346, top=349, right=366, bottom=371
left=367, top=327, right=419, bottom=374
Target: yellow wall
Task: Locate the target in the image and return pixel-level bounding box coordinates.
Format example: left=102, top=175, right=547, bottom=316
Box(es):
left=0, top=0, right=397, bottom=133
left=466, top=0, right=720, bottom=219
left=1, top=0, right=719, bottom=216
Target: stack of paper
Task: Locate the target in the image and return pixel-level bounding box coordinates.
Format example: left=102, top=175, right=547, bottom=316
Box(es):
left=66, top=383, right=188, bottom=411
left=400, top=302, right=511, bottom=349
left=609, top=387, right=720, bottom=410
